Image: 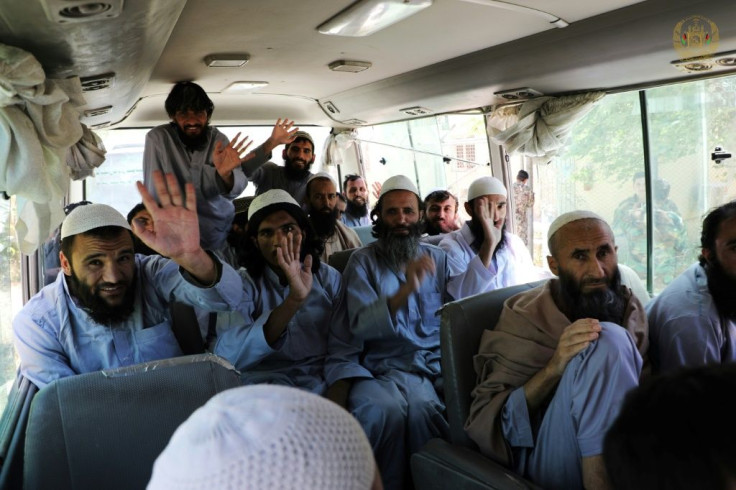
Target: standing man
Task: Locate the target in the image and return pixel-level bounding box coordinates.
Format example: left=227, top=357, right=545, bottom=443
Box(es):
left=242, top=125, right=316, bottom=204
left=341, top=174, right=372, bottom=227
left=13, top=172, right=245, bottom=389
left=647, top=200, right=736, bottom=373
left=343, top=175, right=451, bottom=490
left=142, top=81, right=255, bottom=251
left=439, top=176, right=540, bottom=300
left=422, top=189, right=461, bottom=245
left=466, top=211, right=648, bottom=490
left=214, top=189, right=368, bottom=395
left=513, top=169, right=534, bottom=248
left=304, top=172, right=362, bottom=263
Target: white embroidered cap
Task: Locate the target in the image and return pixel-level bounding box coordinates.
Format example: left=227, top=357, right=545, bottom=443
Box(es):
left=60, top=203, right=131, bottom=239
left=247, top=189, right=301, bottom=220
left=147, top=385, right=376, bottom=490
left=467, top=176, right=507, bottom=201
left=547, top=210, right=606, bottom=242
left=306, top=171, right=336, bottom=187
left=379, top=174, right=419, bottom=198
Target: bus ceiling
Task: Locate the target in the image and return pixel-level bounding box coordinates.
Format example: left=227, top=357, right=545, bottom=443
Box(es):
left=0, top=0, right=735, bottom=130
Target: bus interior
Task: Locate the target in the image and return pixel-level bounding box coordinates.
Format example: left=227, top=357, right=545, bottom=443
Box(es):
left=1, top=0, right=736, bottom=487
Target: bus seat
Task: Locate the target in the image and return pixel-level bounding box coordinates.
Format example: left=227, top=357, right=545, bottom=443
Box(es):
left=327, top=248, right=357, bottom=274
left=411, top=281, right=546, bottom=490
left=352, top=225, right=376, bottom=245
left=23, top=354, right=241, bottom=490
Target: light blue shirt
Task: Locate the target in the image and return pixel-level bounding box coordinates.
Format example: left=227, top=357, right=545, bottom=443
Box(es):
left=647, top=263, right=736, bottom=373
left=343, top=241, right=451, bottom=378
left=214, top=263, right=370, bottom=394
left=143, top=124, right=247, bottom=251
left=13, top=254, right=244, bottom=388
left=439, top=222, right=541, bottom=300
left=341, top=212, right=371, bottom=228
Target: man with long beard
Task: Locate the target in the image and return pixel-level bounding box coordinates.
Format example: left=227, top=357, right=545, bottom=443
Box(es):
left=342, top=175, right=452, bottom=490
left=341, top=174, right=372, bottom=227
left=466, top=211, right=648, bottom=490
left=304, top=172, right=362, bottom=263
left=143, top=82, right=278, bottom=251
left=647, top=200, right=736, bottom=373
left=13, top=172, right=245, bottom=389
left=243, top=128, right=317, bottom=205
left=439, top=176, right=540, bottom=300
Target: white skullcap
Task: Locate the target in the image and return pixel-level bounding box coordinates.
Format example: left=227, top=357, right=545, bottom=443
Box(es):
left=467, top=176, right=507, bottom=201
left=547, top=210, right=606, bottom=242
left=379, top=174, right=419, bottom=198
left=60, top=203, right=131, bottom=239
left=248, top=189, right=301, bottom=220
left=306, top=171, right=336, bottom=187
left=147, top=385, right=376, bottom=490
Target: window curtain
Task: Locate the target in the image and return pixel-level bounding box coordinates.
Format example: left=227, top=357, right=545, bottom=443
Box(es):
left=487, top=91, right=606, bottom=164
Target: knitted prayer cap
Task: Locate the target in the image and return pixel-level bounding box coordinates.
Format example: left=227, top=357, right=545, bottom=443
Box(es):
left=467, top=176, right=507, bottom=201
left=247, top=189, right=302, bottom=221
left=379, top=174, right=419, bottom=199
left=147, top=385, right=376, bottom=490
left=60, top=203, right=131, bottom=239
left=547, top=210, right=606, bottom=242
left=287, top=130, right=315, bottom=149
left=306, top=171, right=336, bottom=187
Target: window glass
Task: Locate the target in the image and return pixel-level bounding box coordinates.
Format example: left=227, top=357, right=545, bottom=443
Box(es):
left=356, top=114, right=490, bottom=219
left=646, top=78, right=736, bottom=292
left=0, top=198, right=22, bottom=414
left=528, top=92, right=646, bottom=270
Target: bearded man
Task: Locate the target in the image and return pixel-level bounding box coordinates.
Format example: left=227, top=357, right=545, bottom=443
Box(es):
left=341, top=174, right=372, bottom=227
left=305, top=172, right=362, bottom=263
left=647, top=200, right=736, bottom=373
left=439, top=176, right=541, bottom=300
left=342, top=175, right=452, bottom=490
left=466, top=211, right=648, bottom=490
left=13, top=172, right=245, bottom=389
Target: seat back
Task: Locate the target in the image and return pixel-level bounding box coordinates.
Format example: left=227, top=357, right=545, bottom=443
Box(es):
left=23, top=354, right=241, bottom=490
left=441, top=280, right=546, bottom=448
left=328, top=248, right=358, bottom=273
left=352, top=225, right=376, bottom=245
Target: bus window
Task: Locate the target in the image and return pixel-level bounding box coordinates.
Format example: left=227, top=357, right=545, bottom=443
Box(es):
left=0, top=199, right=21, bottom=414
left=356, top=113, right=490, bottom=217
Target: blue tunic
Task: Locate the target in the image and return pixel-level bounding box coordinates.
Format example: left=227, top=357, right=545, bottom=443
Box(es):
left=142, top=124, right=247, bottom=251
left=341, top=211, right=371, bottom=228
left=214, top=263, right=369, bottom=395
left=647, top=263, right=736, bottom=373
left=13, top=254, right=244, bottom=388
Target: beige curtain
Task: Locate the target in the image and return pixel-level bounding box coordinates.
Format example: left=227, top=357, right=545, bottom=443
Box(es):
left=487, top=91, right=605, bottom=164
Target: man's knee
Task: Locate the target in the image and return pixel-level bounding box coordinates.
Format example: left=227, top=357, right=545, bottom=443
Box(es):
left=349, top=380, right=406, bottom=438
left=587, top=322, right=641, bottom=368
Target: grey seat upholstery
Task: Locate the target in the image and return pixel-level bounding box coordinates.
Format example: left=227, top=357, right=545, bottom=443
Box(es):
left=328, top=248, right=358, bottom=273
left=412, top=281, right=546, bottom=490
left=23, top=354, right=241, bottom=490
left=352, top=225, right=376, bottom=245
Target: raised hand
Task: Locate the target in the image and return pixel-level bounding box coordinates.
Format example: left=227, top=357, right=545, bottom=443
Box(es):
left=275, top=231, right=313, bottom=303
left=213, top=132, right=253, bottom=179
left=404, top=254, right=436, bottom=294
left=371, top=181, right=382, bottom=201
left=475, top=196, right=503, bottom=246
left=261, top=118, right=299, bottom=154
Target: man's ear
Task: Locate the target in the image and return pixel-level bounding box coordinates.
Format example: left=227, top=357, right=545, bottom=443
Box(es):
left=464, top=201, right=473, bottom=216
left=547, top=255, right=559, bottom=276
left=701, top=247, right=713, bottom=263
left=60, top=251, right=72, bottom=276
left=282, top=149, right=288, bottom=160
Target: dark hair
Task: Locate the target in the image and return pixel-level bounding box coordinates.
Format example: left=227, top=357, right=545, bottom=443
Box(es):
left=336, top=192, right=347, bottom=204
left=239, top=205, right=323, bottom=278
left=60, top=226, right=134, bottom=268
left=699, top=200, right=736, bottom=266
left=516, top=170, right=529, bottom=180
left=126, top=203, right=147, bottom=224
left=64, top=200, right=92, bottom=215
left=342, top=174, right=364, bottom=191
left=604, top=364, right=736, bottom=490
left=370, top=192, right=424, bottom=238
left=654, top=178, right=670, bottom=201
left=423, top=190, right=458, bottom=211
left=165, top=82, right=214, bottom=119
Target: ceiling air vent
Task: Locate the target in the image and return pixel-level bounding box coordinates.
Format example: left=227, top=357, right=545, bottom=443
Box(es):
left=671, top=49, right=736, bottom=73
left=80, top=73, right=115, bottom=92
left=84, top=106, right=112, bottom=118
left=342, top=119, right=367, bottom=126
left=400, top=106, right=433, bottom=116
left=323, top=101, right=340, bottom=115
left=494, top=87, right=544, bottom=100
left=42, top=0, right=123, bottom=23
